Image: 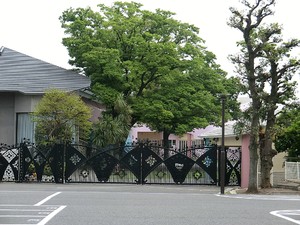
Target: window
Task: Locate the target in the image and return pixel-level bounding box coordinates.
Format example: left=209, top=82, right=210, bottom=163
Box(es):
left=16, top=113, right=80, bottom=145
left=16, top=113, right=35, bottom=145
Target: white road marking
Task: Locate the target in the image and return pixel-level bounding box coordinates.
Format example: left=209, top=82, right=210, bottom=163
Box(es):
left=0, top=192, right=65, bottom=224
left=0, top=215, right=44, bottom=217
left=34, top=192, right=61, bottom=206
left=0, top=208, right=52, bottom=211
left=37, top=205, right=66, bottom=225
left=0, top=205, right=66, bottom=225
left=270, top=210, right=300, bottom=224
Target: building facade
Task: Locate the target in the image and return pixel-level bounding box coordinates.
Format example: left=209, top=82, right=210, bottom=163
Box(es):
left=0, top=47, right=96, bottom=145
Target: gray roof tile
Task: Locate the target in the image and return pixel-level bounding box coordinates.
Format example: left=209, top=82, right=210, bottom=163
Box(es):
left=0, top=47, right=90, bottom=94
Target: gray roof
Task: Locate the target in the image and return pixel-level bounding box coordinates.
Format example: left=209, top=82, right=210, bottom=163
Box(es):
left=0, top=47, right=90, bottom=94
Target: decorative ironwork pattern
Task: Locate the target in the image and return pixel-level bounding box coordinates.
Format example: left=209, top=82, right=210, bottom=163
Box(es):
left=164, top=154, right=195, bottom=184
left=0, top=146, right=19, bottom=181
left=87, top=152, right=118, bottom=182
left=70, top=154, right=81, bottom=166
left=0, top=142, right=241, bottom=186
left=225, top=147, right=241, bottom=186
left=195, top=146, right=218, bottom=184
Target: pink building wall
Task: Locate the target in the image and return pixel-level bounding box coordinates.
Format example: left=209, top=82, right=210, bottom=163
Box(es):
left=241, top=134, right=250, bottom=188
left=131, top=125, right=251, bottom=188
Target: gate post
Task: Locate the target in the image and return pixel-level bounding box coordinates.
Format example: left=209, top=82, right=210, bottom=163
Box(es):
left=17, top=144, right=24, bottom=182
left=140, top=144, right=143, bottom=184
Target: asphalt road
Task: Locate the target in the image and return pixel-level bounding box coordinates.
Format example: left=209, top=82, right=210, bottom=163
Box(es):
left=0, top=183, right=300, bottom=225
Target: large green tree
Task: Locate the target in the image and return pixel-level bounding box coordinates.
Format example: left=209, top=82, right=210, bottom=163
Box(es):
left=228, top=0, right=300, bottom=191
left=258, top=32, right=300, bottom=188
left=275, top=104, right=300, bottom=161
left=134, top=60, right=240, bottom=158
left=59, top=2, right=236, bottom=133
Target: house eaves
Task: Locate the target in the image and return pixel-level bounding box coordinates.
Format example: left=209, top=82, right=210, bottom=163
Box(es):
left=198, top=123, right=237, bottom=138
left=0, top=47, right=90, bottom=94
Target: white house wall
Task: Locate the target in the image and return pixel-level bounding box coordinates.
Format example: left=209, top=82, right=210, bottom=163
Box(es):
left=0, top=93, right=42, bottom=145
left=213, top=136, right=242, bottom=146
left=14, top=94, right=41, bottom=112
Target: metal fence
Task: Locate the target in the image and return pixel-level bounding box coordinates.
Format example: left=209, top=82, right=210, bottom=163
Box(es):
left=1, top=142, right=241, bottom=186
left=285, top=161, right=300, bottom=180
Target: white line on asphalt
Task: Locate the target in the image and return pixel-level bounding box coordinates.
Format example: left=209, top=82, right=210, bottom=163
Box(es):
left=0, top=215, right=44, bottom=217
left=34, top=192, right=61, bottom=206
left=270, top=210, right=300, bottom=224
left=0, top=204, right=33, bottom=206
left=37, top=206, right=66, bottom=225
left=0, top=209, right=52, bottom=211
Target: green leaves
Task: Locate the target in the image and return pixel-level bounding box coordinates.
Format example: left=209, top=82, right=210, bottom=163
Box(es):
left=32, top=89, right=92, bottom=145
left=275, top=105, right=300, bottom=160
left=92, top=94, right=132, bottom=147
left=60, top=1, right=240, bottom=142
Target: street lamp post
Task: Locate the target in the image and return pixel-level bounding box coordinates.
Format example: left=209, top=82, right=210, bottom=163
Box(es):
left=220, top=95, right=226, bottom=194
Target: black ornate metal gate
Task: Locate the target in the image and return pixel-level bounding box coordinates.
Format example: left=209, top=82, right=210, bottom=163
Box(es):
left=0, top=142, right=241, bottom=186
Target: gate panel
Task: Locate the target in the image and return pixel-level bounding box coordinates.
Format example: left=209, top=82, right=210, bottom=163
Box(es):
left=1, top=142, right=241, bottom=186
left=30, top=147, right=47, bottom=182
left=65, top=145, right=87, bottom=179
left=120, top=146, right=142, bottom=183
left=0, top=146, right=19, bottom=181
left=225, top=147, right=241, bottom=186
left=184, top=164, right=216, bottom=184
left=141, top=145, right=163, bottom=183
left=19, top=144, right=33, bottom=181
left=143, top=163, right=174, bottom=184
left=48, top=144, right=64, bottom=183
left=86, top=152, right=118, bottom=182
left=195, top=146, right=218, bottom=184
left=164, top=153, right=195, bottom=184
left=0, top=155, right=9, bottom=180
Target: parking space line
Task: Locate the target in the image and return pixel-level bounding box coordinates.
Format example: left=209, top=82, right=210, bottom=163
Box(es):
left=0, top=192, right=65, bottom=225
left=34, top=192, right=61, bottom=206
left=0, top=205, right=66, bottom=225
left=37, top=205, right=66, bottom=225
left=0, top=215, right=45, bottom=217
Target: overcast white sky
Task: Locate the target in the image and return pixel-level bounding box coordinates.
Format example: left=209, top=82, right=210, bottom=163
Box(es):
left=0, top=0, right=299, bottom=96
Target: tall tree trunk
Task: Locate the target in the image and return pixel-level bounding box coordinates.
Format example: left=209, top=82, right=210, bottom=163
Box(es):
left=247, top=117, right=259, bottom=193
left=163, top=131, right=170, bottom=160
left=260, top=109, right=277, bottom=188
left=247, top=81, right=260, bottom=193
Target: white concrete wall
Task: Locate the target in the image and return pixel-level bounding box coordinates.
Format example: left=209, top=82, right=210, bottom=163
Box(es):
left=15, top=94, right=41, bottom=112
left=0, top=93, right=42, bottom=145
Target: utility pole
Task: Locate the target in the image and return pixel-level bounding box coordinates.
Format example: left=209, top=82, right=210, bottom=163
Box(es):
left=220, top=94, right=227, bottom=194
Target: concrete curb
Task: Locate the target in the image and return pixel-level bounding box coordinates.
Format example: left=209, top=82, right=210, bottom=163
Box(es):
left=225, top=180, right=300, bottom=195
left=274, top=180, right=300, bottom=191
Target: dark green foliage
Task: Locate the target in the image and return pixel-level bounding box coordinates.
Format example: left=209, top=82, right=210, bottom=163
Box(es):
left=275, top=104, right=300, bottom=161
left=92, top=94, right=132, bottom=147
left=60, top=1, right=240, bottom=147
left=33, top=89, right=92, bottom=145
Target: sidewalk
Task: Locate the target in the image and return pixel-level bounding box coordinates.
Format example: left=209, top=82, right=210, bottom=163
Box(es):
left=274, top=179, right=300, bottom=191
left=227, top=179, right=300, bottom=195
